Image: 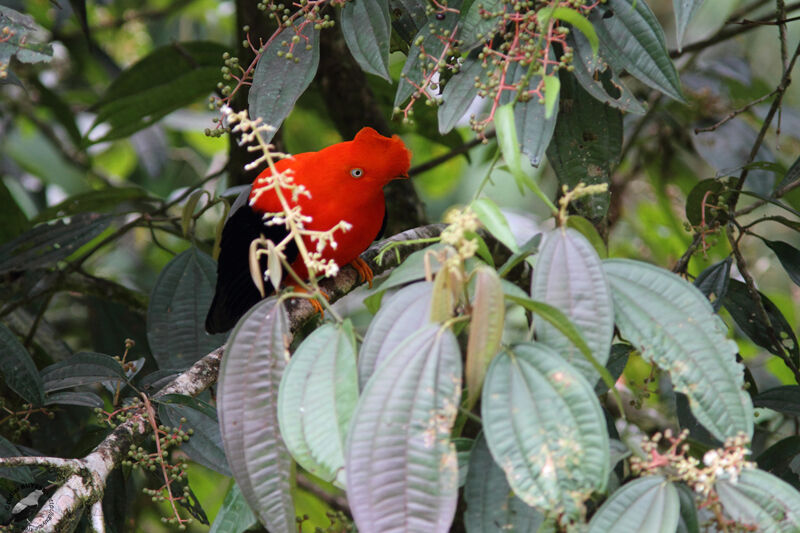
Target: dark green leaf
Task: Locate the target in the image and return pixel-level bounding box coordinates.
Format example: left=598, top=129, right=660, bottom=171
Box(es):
left=0, top=436, right=34, bottom=483
left=44, top=391, right=103, bottom=409
left=673, top=0, right=705, bottom=51
left=596, top=344, right=631, bottom=394
left=0, top=324, right=43, bottom=406
left=546, top=71, right=619, bottom=222
left=346, top=324, right=462, bottom=532
left=40, top=352, right=126, bottom=393
left=464, top=434, right=545, bottom=533
left=685, top=179, right=729, bottom=227
left=675, top=482, right=700, bottom=533
left=217, top=298, right=294, bottom=532
left=753, top=385, right=800, bottom=416
left=458, top=0, right=503, bottom=50
left=756, top=436, right=800, bottom=489
left=341, top=0, right=391, bottom=81
left=159, top=399, right=231, bottom=477
left=89, top=42, right=228, bottom=143
left=387, top=0, right=429, bottom=44
left=497, top=233, right=541, bottom=277
left=68, top=0, right=89, bottom=39
left=209, top=482, right=257, bottom=533
left=394, top=1, right=463, bottom=108
left=775, top=153, right=800, bottom=192
left=723, top=279, right=799, bottom=366
left=587, top=476, right=679, bottom=532
left=146, top=248, right=226, bottom=370
left=438, top=54, right=483, bottom=134
left=0, top=213, right=112, bottom=275
left=249, top=22, right=319, bottom=142
left=590, top=0, right=684, bottom=102
left=761, top=238, right=800, bottom=288
left=33, top=187, right=157, bottom=223
left=693, top=257, right=732, bottom=311
left=567, top=31, right=645, bottom=114
left=0, top=177, right=29, bottom=243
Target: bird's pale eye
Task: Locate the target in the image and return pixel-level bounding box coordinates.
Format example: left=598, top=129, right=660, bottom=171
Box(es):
left=350, top=168, right=364, bottom=178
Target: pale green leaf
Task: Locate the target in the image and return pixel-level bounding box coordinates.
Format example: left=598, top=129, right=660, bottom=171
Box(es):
left=587, top=476, right=679, bottom=533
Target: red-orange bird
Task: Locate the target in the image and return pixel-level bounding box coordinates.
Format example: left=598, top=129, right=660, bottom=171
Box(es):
left=205, top=127, right=412, bottom=333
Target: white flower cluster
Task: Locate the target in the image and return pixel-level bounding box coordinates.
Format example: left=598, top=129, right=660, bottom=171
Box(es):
left=440, top=207, right=480, bottom=260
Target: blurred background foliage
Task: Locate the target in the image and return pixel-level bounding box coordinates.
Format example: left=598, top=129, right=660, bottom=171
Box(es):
left=1, top=0, right=800, bottom=530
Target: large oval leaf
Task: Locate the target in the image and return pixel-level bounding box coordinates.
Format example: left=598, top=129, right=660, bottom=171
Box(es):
left=88, top=41, right=228, bottom=143
left=217, top=298, right=295, bottom=532
left=674, top=0, right=705, bottom=51
left=147, top=247, right=226, bottom=369
left=0, top=323, right=43, bottom=406
left=590, top=0, right=685, bottom=102
left=209, top=482, right=257, bottom=533
left=715, top=469, right=800, bottom=532
left=603, top=259, right=754, bottom=442
left=438, top=54, right=483, bottom=134
left=465, top=266, right=504, bottom=409
left=532, top=228, right=613, bottom=383
left=587, top=476, right=679, bottom=533
left=358, top=281, right=433, bottom=389
left=464, top=434, right=546, bottom=533
left=278, top=321, right=358, bottom=486
left=341, top=0, right=391, bottom=81
left=346, top=324, right=462, bottom=533
left=249, top=22, right=320, bottom=141
left=40, top=352, right=126, bottom=393
left=482, top=342, right=609, bottom=520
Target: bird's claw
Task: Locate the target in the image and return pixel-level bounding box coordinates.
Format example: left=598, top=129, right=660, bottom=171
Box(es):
left=350, top=257, right=374, bottom=288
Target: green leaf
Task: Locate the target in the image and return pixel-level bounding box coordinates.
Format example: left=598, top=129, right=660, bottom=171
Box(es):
left=0, top=435, right=34, bottom=483
left=88, top=42, right=228, bottom=143
left=497, top=233, right=541, bottom=277
left=158, top=396, right=231, bottom=477
left=546, top=71, right=619, bottom=222
left=209, top=482, right=257, bottom=533
left=466, top=266, right=505, bottom=409
left=716, top=469, right=800, bottom=531
left=0, top=213, right=112, bottom=275
left=279, top=322, right=358, bottom=486
left=604, top=259, right=754, bottom=441
left=346, top=325, right=462, bottom=532
left=0, top=179, right=29, bottom=243
left=494, top=103, right=536, bottom=194
left=147, top=248, right=226, bottom=370
left=40, top=352, right=126, bottom=393
left=250, top=22, right=319, bottom=142
left=438, top=54, right=483, bottom=134
left=685, top=178, right=729, bottom=227
left=675, top=482, right=700, bottom=533
left=387, top=0, right=428, bottom=43
left=552, top=7, right=598, bottom=55
left=393, top=1, right=463, bottom=107
left=723, top=279, right=799, bottom=367
left=374, top=243, right=446, bottom=292
left=567, top=31, right=646, bottom=114
left=531, top=228, right=613, bottom=383
left=566, top=215, right=607, bottom=258
left=0, top=7, right=53, bottom=69
left=542, top=74, right=560, bottom=119
left=590, top=0, right=685, bottom=102
left=458, top=0, right=504, bottom=50
left=33, top=187, right=157, bottom=223
left=482, top=342, right=609, bottom=519
left=753, top=385, right=800, bottom=416
left=693, top=257, right=732, bottom=312
left=587, top=476, right=679, bottom=533
left=756, top=436, right=800, bottom=488
left=673, top=0, right=705, bottom=51
left=0, top=323, right=43, bottom=406
left=217, top=298, right=295, bottom=532
left=341, top=0, right=392, bottom=81
left=359, top=281, right=434, bottom=388
left=464, top=434, right=546, bottom=533
left=472, top=197, right=520, bottom=253
left=44, top=391, right=104, bottom=409
left=761, top=238, right=800, bottom=288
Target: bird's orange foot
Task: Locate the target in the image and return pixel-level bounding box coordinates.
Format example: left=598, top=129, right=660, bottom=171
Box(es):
left=287, top=285, right=328, bottom=316
left=350, top=257, right=374, bottom=288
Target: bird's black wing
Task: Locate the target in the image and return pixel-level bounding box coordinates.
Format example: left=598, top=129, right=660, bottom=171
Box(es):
left=205, top=201, right=298, bottom=334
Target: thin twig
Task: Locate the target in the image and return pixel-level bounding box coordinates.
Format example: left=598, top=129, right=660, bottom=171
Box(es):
left=408, top=131, right=496, bottom=177
left=693, top=88, right=780, bottom=133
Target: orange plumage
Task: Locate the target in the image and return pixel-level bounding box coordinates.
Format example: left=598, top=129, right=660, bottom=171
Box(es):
left=205, top=127, right=411, bottom=333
